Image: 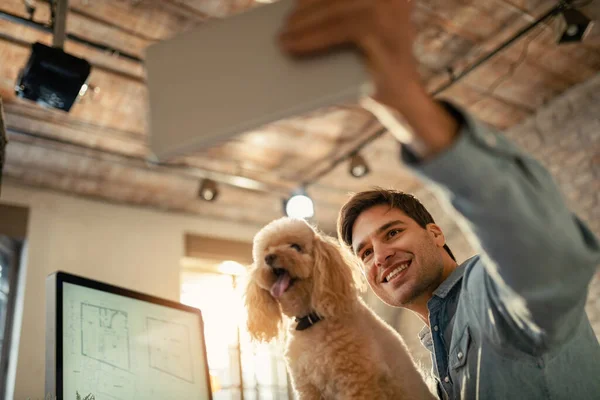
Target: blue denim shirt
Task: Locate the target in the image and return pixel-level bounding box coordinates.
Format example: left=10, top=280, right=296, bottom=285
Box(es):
left=401, top=103, right=600, bottom=400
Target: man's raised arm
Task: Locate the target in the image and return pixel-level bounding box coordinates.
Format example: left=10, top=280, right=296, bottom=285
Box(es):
left=279, top=0, right=600, bottom=346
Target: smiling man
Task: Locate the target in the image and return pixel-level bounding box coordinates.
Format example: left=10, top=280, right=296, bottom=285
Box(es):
left=341, top=191, right=458, bottom=321
left=337, top=182, right=600, bottom=399
left=279, top=0, right=600, bottom=399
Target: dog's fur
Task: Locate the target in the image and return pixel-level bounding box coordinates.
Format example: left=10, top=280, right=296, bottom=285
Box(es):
left=244, top=217, right=436, bottom=399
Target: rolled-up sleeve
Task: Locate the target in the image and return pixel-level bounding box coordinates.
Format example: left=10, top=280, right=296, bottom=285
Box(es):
left=401, top=101, right=600, bottom=349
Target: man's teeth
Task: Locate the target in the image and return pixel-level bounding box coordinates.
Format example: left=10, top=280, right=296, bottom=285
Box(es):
left=385, top=263, right=410, bottom=282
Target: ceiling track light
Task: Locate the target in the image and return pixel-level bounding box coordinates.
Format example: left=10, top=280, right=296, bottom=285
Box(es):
left=283, top=187, right=314, bottom=220
left=15, top=42, right=91, bottom=112
left=13, top=0, right=94, bottom=112
left=349, top=153, right=370, bottom=178
left=557, top=7, right=594, bottom=44
left=199, top=179, right=219, bottom=202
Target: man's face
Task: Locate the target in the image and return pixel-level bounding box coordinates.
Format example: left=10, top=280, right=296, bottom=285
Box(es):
left=351, top=205, right=446, bottom=307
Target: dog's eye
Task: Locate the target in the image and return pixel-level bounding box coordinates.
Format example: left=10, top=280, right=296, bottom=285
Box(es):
left=290, top=243, right=302, bottom=252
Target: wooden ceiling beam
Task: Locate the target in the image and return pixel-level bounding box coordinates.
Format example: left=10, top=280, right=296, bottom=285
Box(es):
left=149, top=0, right=213, bottom=21
left=2, top=170, right=276, bottom=228
left=5, top=127, right=356, bottom=213
left=415, top=2, right=495, bottom=43
left=494, top=0, right=551, bottom=17
left=0, top=21, right=145, bottom=81
left=4, top=107, right=148, bottom=158
left=3, top=141, right=346, bottom=230
left=0, top=2, right=146, bottom=61
left=2, top=102, right=306, bottom=192
left=4, top=102, right=145, bottom=143
left=3, top=140, right=284, bottom=219
left=5, top=127, right=290, bottom=195
left=67, top=7, right=159, bottom=43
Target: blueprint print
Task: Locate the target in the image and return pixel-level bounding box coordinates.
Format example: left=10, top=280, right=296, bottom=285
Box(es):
left=146, top=317, right=194, bottom=383
left=96, top=369, right=136, bottom=400
left=66, top=300, right=79, bottom=357
left=72, top=356, right=136, bottom=400
left=81, top=303, right=130, bottom=371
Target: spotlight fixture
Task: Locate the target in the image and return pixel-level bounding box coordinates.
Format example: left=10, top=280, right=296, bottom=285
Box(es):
left=349, top=153, right=370, bottom=178
left=284, top=188, right=314, bottom=220
left=15, top=42, right=91, bottom=112
left=557, top=8, right=593, bottom=44
left=15, top=0, right=91, bottom=112
left=199, top=179, right=219, bottom=201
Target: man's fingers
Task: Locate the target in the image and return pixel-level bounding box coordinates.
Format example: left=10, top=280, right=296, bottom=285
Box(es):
left=280, top=22, right=354, bottom=55
left=279, top=0, right=373, bottom=56
left=288, top=0, right=367, bottom=21
left=281, top=0, right=369, bottom=40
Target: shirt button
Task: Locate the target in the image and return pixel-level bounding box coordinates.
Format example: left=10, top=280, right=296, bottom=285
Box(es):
left=458, top=352, right=464, bottom=359
left=433, top=325, right=439, bottom=331
left=444, top=376, right=450, bottom=383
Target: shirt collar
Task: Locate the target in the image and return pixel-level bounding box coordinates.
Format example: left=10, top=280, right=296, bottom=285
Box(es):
left=417, top=261, right=469, bottom=350
left=432, top=261, right=468, bottom=299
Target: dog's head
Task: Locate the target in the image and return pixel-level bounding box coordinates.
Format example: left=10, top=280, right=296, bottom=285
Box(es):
left=244, top=217, right=362, bottom=342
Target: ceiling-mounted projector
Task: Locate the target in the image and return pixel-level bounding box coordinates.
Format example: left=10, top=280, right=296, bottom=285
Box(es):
left=15, top=42, right=91, bottom=112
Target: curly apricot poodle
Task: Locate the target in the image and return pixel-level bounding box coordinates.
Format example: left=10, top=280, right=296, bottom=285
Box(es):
left=244, top=217, right=435, bottom=400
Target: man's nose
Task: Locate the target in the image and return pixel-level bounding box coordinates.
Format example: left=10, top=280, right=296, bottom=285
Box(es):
left=374, top=244, right=394, bottom=267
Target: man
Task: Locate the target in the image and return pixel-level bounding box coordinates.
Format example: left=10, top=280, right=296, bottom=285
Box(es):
left=280, top=0, right=600, bottom=399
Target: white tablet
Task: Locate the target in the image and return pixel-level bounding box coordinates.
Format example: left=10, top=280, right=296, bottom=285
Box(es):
left=145, top=0, right=369, bottom=160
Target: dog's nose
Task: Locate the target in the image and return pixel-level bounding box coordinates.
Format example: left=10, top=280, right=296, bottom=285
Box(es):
left=265, top=254, right=277, bottom=266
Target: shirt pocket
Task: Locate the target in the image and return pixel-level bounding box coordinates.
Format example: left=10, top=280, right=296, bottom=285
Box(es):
left=449, top=325, right=471, bottom=371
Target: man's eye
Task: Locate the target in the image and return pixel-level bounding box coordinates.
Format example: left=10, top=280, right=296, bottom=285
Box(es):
left=388, top=229, right=401, bottom=238
left=361, top=249, right=372, bottom=260
left=290, top=243, right=302, bottom=252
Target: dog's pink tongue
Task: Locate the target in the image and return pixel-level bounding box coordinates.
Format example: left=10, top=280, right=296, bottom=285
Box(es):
left=270, top=272, right=291, bottom=299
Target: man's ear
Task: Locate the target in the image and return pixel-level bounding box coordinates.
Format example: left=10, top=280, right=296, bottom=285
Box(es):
left=426, top=223, right=446, bottom=248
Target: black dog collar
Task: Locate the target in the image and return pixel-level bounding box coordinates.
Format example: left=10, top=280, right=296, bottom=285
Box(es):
left=295, top=312, right=322, bottom=331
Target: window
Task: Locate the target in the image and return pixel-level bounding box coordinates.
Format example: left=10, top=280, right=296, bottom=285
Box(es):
left=181, top=262, right=291, bottom=400
left=0, top=204, right=28, bottom=399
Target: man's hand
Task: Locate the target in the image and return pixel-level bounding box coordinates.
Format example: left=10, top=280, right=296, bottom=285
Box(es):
left=279, top=0, right=418, bottom=111
left=279, top=0, right=460, bottom=158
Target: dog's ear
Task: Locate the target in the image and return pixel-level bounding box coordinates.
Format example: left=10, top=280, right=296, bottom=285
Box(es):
left=244, top=265, right=282, bottom=342
left=311, top=234, right=356, bottom=318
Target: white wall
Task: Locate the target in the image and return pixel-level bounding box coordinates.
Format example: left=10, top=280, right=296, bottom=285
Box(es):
left=0, top=183, right=259, bottom=400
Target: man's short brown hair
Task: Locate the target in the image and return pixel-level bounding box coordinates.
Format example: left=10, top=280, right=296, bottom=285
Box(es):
left=337, top=188, right=456, bottom=261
